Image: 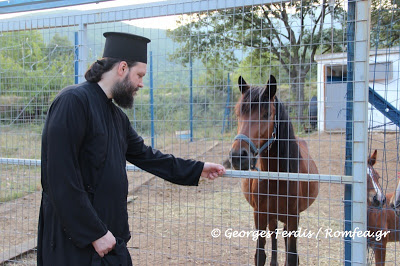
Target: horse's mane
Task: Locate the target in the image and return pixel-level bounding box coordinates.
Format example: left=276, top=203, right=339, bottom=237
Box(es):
left=235, top=87, right=301, bottom=173
left=274, top=99, right=302, bottom=173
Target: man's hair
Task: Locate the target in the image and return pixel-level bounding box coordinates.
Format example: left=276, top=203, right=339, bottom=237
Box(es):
left=85, top=58, right=138, bottom=83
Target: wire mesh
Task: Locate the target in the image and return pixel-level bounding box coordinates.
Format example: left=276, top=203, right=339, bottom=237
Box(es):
left=365, top=1, right=400, bottom=265
left=0, top=0, right=397, bottom=265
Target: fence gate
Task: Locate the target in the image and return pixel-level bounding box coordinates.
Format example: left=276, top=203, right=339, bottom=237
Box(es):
left=1, top=0, right=397, bottom=265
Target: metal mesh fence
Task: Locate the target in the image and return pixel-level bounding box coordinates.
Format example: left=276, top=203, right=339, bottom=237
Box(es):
left=366, top=1, right=400, bottom=264
left=0, top=0, right=398, bottom=265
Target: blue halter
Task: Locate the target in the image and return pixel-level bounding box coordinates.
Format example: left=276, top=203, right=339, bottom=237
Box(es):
left=233, top=111, right=278, bottom=170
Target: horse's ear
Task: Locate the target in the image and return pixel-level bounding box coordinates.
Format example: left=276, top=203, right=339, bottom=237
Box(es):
left=266, top=75, right=277, bottom=99
left=368, top=149, right=378, bottom=166
left=238, top=76, right=250, bottom=94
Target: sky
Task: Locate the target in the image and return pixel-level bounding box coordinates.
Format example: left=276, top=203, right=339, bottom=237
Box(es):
left=0, top=0, right=181, bottom=29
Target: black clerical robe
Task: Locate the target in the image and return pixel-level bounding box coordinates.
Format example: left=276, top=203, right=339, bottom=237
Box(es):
left=37, top=82, right=204, bottom=265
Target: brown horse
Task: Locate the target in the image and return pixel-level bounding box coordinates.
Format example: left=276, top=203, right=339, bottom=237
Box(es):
left=229, top=75, right=319, bottom=265
left=368, top=150, right=400, bottom=265
left=389, top=171, right=400, bottom=216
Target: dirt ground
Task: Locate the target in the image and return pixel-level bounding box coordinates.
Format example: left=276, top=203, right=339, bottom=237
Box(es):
left=1, top=132, right=400, bottom=265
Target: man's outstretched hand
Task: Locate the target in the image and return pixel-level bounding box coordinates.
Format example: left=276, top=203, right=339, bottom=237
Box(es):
left=201, top=162, right=226, bottom=180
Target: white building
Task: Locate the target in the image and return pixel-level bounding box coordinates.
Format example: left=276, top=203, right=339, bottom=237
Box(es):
left=315, top=48, right=400, bottom=132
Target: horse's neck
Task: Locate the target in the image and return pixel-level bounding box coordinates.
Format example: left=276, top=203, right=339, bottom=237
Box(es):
left=259, top=146, right=279, bottom=172
left=386, top=192, right=394, bottom=202
left=259, top=157, right=279, bottom=172
left=258, top=115, right=301, bottom=173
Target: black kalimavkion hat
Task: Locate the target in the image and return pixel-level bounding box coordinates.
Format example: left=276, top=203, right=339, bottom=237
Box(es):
left=102, top=32, right=151, bottom=63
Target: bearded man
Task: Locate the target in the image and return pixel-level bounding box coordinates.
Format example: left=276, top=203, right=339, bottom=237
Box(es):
left=37, top=32, right=225, bottom=266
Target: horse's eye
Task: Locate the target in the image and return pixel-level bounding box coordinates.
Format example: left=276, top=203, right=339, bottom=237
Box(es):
left=262, top=111, right=271, bottom=119
left=260, top=110, right=268, bottom=118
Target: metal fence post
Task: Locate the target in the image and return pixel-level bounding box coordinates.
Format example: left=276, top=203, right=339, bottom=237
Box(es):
left=150, top=51, right=155, bottom=147
left=77, top=23, right=87, bottom=84
left=352, top=0, right=371, bottom=264
left=344, top=1, right=355, bottom=264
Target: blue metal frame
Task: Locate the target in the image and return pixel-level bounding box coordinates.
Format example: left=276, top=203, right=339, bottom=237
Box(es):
left=0, top=0, right=112, bottom=14
left=344, top=0, right=355, bottom=264
left=189, top=57, right=193, bottom=142
left=150, top=51, right=155, bottom=147
left=221, top=73, right=231, bottom=133
left=369, top=87, right=400, bottom=128
left=74, top=32, right=79, bottom=85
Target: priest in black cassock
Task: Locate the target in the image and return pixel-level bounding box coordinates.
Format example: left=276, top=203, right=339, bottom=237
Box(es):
left=37, top=32, right=226, bottom=266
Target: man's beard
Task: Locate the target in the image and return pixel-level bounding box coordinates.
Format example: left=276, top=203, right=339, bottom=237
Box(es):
left=112, top=75, right=138, bottom=109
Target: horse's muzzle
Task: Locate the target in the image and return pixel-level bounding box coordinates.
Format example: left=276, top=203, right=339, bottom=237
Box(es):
left=229, top=148, right=250, bottom=170
left=372, top=194, right=386, bottom=208
left=390, top=201, right=400, bottom=217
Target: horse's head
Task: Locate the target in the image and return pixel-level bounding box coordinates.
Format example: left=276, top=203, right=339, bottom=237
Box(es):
left=367, top=150, right=386, bottom=208
left=229, top=75, right=277, bottom=170
left=389, top=172, right=400, bottom=216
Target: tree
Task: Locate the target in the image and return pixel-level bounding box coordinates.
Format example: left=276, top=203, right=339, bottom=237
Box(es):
left=167, top=1, right=346, bottom=120
left=0, top=31, right=74, bottom=124
left=371, top=0, right=400, bottom=48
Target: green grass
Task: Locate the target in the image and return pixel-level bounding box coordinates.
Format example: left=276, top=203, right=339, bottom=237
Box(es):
left=0, top=165, right=41, bottom=202
left=0, top=124, right=42, bottom=159
left=0, top=124, right=42, bottom=202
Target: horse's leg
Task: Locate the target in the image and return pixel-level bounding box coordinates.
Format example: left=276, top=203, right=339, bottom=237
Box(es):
left=381, top=237, right=388, bottom=265
left=380, top=238, right=387, bottom=265
left=374, top=244, right=383, bottom=265
left=269, top=220, right=278, bottom=266
left=254, top=210, right=268, bottom=266
left=285, top=217, right=299, bottom=266
left=374, top=238, right=387, bottom=265
left=283, top=224, right=288, bottom=260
